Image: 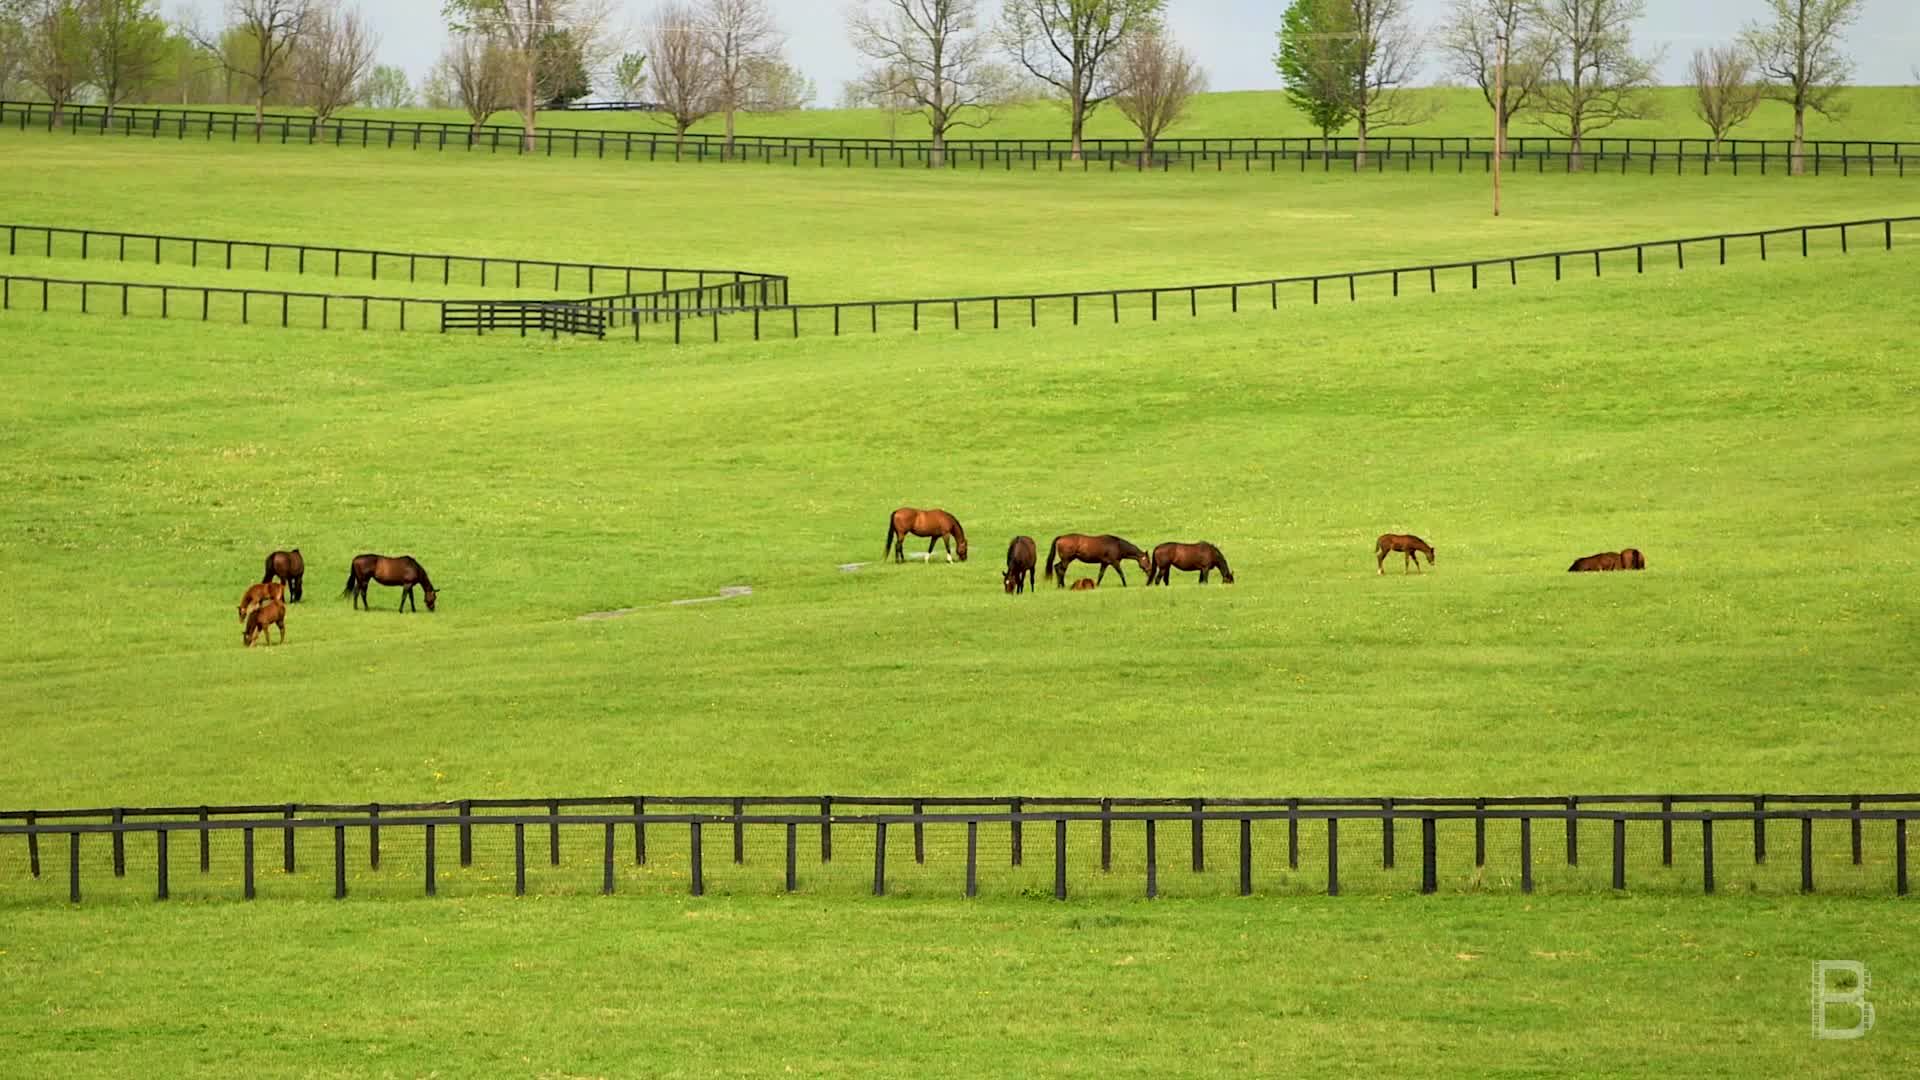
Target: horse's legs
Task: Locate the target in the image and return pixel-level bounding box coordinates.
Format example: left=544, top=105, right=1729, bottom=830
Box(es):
left=1377, top=548, right=1387, bottom=575
left=1200, top=568, right=1209, bottom=584
left=399, top=586, right=410, bottom=612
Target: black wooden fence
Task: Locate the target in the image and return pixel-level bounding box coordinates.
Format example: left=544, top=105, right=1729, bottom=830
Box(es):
left=6, top=101, right=1915, bottom=178
left=2, top=793, right=1914, bottom=905
left=569, top=214, right=1916, bottom=346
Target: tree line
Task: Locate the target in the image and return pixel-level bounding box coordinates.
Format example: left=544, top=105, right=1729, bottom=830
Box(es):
left=0, top=1, right=1891, bottom=174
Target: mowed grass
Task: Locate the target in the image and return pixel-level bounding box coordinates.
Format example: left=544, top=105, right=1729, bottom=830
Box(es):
left=2, top=133, right=1919, bottom=1075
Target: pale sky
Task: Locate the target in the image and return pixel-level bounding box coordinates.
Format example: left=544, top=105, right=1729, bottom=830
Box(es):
left=192, top=0, right=1920, bottom=104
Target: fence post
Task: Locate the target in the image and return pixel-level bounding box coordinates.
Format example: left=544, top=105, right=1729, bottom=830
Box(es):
left=112, top=808, right=125, bottom=876
left=1851, top=798, right=1862, bottom=865
left=1420, top=817, right=1437, bottom=894
left=1145, top=818, right=1158, bottom=899
left=333, top=825, right=346, bottom=899
left=820, top=797, right=832, bottom=863
left=1011, top=797, right=1024, bottom=866
left=1801, top=817, right=1814, bottom=894
left=1754, top=796, right=1766, bottom=863
left=1054, top=819, right=1068, bottom=901
left=690, top=822, right=704, bottom=896
left=68, top=832, right=80, bottom=904
left=1566, top=798, right=1578, bottom=866
left=912, top=800, right=925, bottom=864
left=872, top=822, right=888, bottom=896
left=1190, top=799, right=1205, bottom=872
left=157, top=830, right=169, bottom=900
left=1898, top=819, right=1908, bottom=897
left=602, top=822, right=615, bottom=896
left=196, top=806, right=210, bottom=873
left=1326, top=818, right=1340, bottom=897
left=425, top=824, right=436, bottom=897
left=732, top=797, right=745, bottom=865
left=283, top=803, right=296, bottom=873
left=1287, top=800, right=1299, bottom=869
left=1703, top=817, right=1715, bottom=894
left=1661, top=796, right=1673, bottom=866
left=1474, top=799, right=1486, bottom=867
left=1611, top=819, right=1627, bottom=890
left=780, top=821, right=797, bottom=892
left=1099, top=798, right=1112, bottom=872
left=1382, top=799, right=1395, bottom=869
left=242, top=827, right=255, bottom=900
left=1520, top=817, right=1533, bottom=894
left=966, top=821, right=978, bottom=898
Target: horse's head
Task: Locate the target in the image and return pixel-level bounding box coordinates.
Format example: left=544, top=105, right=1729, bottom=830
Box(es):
left=1135, top=552, right=1152, bottom=573
left=424, top=587, right=439, bottom=611
left=1220, top=568, right=1236, bottom=585
left=1003, top=570, right=1017, bottom=594
left=956, top=536, right=968, bottom=562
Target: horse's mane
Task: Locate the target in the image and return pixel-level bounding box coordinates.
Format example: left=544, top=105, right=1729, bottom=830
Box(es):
left=403, top=555, right=434, bottom=588
left=1208, top=543, right=1231, bottom=572
left=1107, top=535, right=1143, bottom=556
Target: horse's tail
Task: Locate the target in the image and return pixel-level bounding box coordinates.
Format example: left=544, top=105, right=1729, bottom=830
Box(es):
left=1044, top=536, right=1060, bottom=580
left=883, top=517, right=895, bottom=558
left=342, top=567, right=357, bottom=596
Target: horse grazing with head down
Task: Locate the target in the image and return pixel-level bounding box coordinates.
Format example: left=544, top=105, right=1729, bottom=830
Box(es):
left=344, top=554, right=440, bottom=612
left=886, top=507, right=967, bottom=563
left=238, top=580, right=286, bottom=622
left=263, top=549, right=305, bottom=602
left=1570, top=549, right=1646, bottom=573
left=1003, top=535, right=1037, bottom=594
left=244, top=598, right=286, bottom=647
left=1149, top=542, right=1234, bottom=585
left=1046, top=534, right=1150, bottom=588
left=1376, top=534, right=1435, bottom=575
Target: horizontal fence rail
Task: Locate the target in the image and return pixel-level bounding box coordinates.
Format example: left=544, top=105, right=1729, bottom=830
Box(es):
left=2, top=792, right=1916, bottom=905
left=5, top=102, right=1914, bottom=179
left=3, top=216, right=1908, bottom=344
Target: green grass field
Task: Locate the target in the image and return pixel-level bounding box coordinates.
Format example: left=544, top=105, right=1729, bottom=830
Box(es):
left=2, top=128, right=1919, bottom=1074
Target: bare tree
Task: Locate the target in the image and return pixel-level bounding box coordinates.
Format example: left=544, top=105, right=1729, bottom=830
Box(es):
left=1741, top=0, right=1863, bottom=176
left=1339, top=0, right=1433, bottom=166
left=292, top=0, right=373, bottom=125
left=20, top=0, right=90, bottom=126
left=442, top=0, right=617, bottom=152
left=435, top=31, right=510, bottom=130
left=1689, top=46, right=1760, bottom=161
left=86, top=0, right=169, bottom=121
left=647, top=1, right=716, bottom=153
left=701, top=0, right=780, bottom=157
left=999, top=0, right=1163, bottom=161
left=1111, top=26, right=1201, bottom=166
left=1525, top=0, right=1659, bottom=171
left=1438, top=0, right=1547, bottom=151
left=848, top=0, right=1004, bottom=167
left=193, top=0, right=311, bottom=134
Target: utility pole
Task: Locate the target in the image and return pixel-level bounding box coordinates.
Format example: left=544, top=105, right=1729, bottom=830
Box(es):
left=1493, top=30, right=1505, bottom=218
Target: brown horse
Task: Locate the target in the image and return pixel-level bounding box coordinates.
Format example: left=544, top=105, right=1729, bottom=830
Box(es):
left=344, top=554, right=440, bottom=612
left=263, top=548, right=305, bottom=602
left=1570, top=549, right=1645, bottom=572
left=1149, top=542, right=1235, bottom=585
left=1376, top=534, right=1435, bottom=575
left=237, top=580, right=287, bottom=623
left=1003, top=535, right=1037, bottom=594
left=1046, top=534, right=1150, bottom=588
left=1070, top=577, right=1098, bottom=591
left=885, top=507, right=968, bottom=563
left=243, top=598, right=286, bottom=647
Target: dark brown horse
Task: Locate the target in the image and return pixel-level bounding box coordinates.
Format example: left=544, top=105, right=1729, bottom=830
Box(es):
left=1070, top=577, right=1098, bottom=591
left=1376, top=534, right=1435, bottom=575
left=1149, top=542, right=1235, bottom=585
left=1003, top=535, right=1037, bottom=594
left=244, top=598, right=286, bottom=647
left=237, top=580, right=286, bottom=623
left=344, top=554, right=439, bottom=612
left=1570, top=549, right=1646, bottom=573
left=1046, top=534, right=1150, bottom=588
left=263, top=548, right=305, bottom=602
left=885, top=507, right=967, bottom=563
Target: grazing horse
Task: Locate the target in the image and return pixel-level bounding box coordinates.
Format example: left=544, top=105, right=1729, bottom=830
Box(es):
left=1070, top=577, right=1098, bottom=591
left=885, top=507, right=968, bottom=563
left=343, top=554, right=440, bottom=612
left=1375, top=534, right=1435, bottom=575
left=1570, top=549, right=1646, bottom=573
left=243, top=598, right=286, bottom=647
left=1046, top=534, right=1150, bottom=588
left=1149, top=542, right=1235, bottom=585
left=237, top=580, right=287, bottom=623
left=1003, top=535, right=1038, bottom=594
left=263, top=549, right=305, bottom=602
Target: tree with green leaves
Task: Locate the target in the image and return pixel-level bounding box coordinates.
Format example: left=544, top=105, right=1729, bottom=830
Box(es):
left=1000, top=0, right=1164, bottom=161
left=21, top=0, right=91, bottom=126
left=360, top=63, right=411, bottom=108
left=1741, top=0, right=1864, bottom=176
left=1275, top=0, right=1357, bottom=146
left=194, top=0, right=314, bottom=134
left=1, top=1, right=29, bottom=96
left=86, top=0, right=169, bottom=120
left=611, top=49, right=645, bottom=101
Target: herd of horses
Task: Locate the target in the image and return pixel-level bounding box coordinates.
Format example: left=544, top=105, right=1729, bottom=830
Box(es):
left=886, top=507, right=1645, bottom=595
left=234, top=548, right=441, bottom=647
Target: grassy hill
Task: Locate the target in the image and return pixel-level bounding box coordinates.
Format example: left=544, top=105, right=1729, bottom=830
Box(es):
left=2, top=130, right=1918, bottom=1075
